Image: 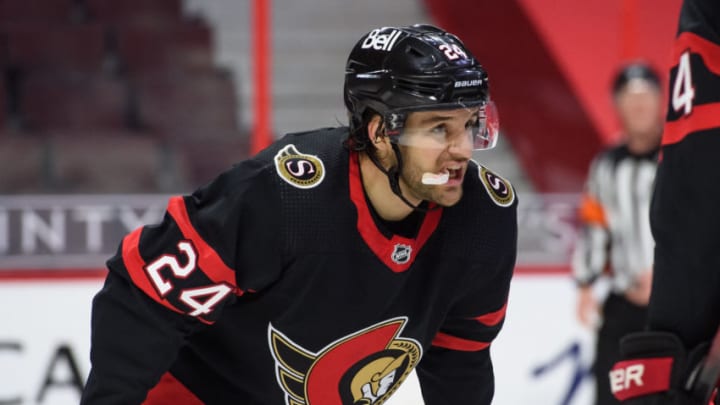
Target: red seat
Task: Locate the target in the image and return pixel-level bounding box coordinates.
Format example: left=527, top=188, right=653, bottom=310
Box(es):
left=20, top=74, right=129, bottom=131
left=47, top=131, right=190, bottom=193
left=85, top=0, right=182, bottom=25
left=4, top=23, right=106, bottom=73
left=0, top=133, right=49, bottom=193
left=135, top=70, right=240, bottom=140
left=115, top=18, right=213, bottom=74
left=0, top=79, right=6, bottom=128
left=0, top=0, right=76, bottom=23
left=174, top=137, right=249, bottom=187
left=0, top=32, right=8, bottom=66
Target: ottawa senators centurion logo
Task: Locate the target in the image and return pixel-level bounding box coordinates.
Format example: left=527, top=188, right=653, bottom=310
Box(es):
left=268, top=317, right=422, bottom=405
left=477, top=164, right=515, bottom=207
left=274, top=144, right=325, bottom=189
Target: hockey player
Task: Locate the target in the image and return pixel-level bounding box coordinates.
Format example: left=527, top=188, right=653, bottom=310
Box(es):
left=81, top=24, right=517, bottom=404
left=573, top=62, right=663, bottom=405
left=609, top=0, right=720, bottom=403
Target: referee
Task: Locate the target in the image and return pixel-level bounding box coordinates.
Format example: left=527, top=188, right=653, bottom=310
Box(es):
left=572, top=62, right=663, bottom=405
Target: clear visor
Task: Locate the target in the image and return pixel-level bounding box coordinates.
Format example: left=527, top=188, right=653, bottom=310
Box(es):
left=390, top=101, right=499, bottom=151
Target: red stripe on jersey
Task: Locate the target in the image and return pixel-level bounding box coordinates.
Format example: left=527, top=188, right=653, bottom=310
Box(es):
left=432, top=331, right=490, bottom=352
left=166, top=196, right=241, bottom=293
left=143, top=372, right=203, bottom=405
left=349, top=152, right=442, bottom=273
left=663, top=102, right=720, bottom=145
left=674, top=32, right=720, bottom=76
left=122, top=227, right=185, bottom=315
left=662, top=32, right=720, bottom=146
left=474, top=301, right=507, bottom=326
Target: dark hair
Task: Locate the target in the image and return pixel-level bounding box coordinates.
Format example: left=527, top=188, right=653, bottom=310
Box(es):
left=612, top=62, right=661, bottom=95
left=343, top=109, right=385, bottom=162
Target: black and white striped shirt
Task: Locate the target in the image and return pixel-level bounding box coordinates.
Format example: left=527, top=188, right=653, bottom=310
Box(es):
left=572, top=144, right=659, bottom=293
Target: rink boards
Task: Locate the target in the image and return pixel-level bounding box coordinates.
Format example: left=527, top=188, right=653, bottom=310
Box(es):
left=0, top=194, right=594, bottom=404
left=0, top=271, right=599, bottom=405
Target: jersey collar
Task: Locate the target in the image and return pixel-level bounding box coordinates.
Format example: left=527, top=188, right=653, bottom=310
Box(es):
left=349, top=151, right=442, bottom=272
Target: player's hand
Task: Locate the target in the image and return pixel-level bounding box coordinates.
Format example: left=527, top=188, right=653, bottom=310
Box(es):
left=625, top=269, right=652, bottom=306
left=610, top=332, right=713, bottom=404
left=577, top=286, right=600, bottom=328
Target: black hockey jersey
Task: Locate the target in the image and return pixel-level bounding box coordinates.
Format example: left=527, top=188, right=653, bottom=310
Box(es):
left=81, top=127, right=518, bottom=405
left=648, top=0, right=720, bottom=348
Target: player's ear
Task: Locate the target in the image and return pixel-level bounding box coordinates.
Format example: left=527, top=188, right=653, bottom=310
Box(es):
left=367, top=115, right=391, bottom=151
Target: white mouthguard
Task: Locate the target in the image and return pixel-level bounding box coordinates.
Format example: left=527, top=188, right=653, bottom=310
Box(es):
left=421, top=171, right=449, bottom=185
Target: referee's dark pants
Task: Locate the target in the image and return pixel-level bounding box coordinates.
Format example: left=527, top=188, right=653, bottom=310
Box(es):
left=594, top=292, right=648, bottom=405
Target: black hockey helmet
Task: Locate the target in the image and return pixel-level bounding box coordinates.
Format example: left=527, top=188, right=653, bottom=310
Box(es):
left=611, top=62, right=661, bottom=95
left=344, top=24, right=498, bottom=150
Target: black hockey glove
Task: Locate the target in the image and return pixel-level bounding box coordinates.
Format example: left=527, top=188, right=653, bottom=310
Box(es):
left=609, top=331, right=715, bottom=405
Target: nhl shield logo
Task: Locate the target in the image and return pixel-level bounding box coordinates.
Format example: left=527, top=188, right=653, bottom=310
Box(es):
left=390, top=244, right=412, bottom=265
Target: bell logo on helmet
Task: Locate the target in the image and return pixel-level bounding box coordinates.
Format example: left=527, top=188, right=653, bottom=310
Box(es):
left=361, top=28, right=402, bottom=51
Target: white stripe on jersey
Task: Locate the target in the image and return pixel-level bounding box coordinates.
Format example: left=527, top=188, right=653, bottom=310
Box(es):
left=572, top=146, right=658, bottom=293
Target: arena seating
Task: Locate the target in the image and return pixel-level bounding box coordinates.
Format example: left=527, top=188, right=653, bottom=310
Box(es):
left=0, top=0, right=247, bottom=194
left=20, top=73, right=128, bottom=131
left=0, top=0, right=79, bottom=24
left=114, top=18, right=213, bottom=74
left=134, top=70, right=238, bottom=139
left=84, top=0, right=183, bottom=25
left=0, top=78, right=6, bottom=128
left=0, top=133, right=49, bottom=192
left=4, top=23, right=106, bottom=73
left=46, top=131, right=190, bottom=193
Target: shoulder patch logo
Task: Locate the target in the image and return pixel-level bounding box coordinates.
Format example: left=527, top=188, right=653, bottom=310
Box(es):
left=274, top=144, right=325, bottom=189
left=478, top=166, right=515, bottom=207
left=268, top=317, right=422, bottom=405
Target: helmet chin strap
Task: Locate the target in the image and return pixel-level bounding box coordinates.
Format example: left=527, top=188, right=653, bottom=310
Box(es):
left=366, top=143, right=435, bottom=213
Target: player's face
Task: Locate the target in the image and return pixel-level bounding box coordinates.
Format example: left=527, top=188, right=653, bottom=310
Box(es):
left=615, top=81, right=663, bottom=153
left=395, top=108, right=475, bottom=207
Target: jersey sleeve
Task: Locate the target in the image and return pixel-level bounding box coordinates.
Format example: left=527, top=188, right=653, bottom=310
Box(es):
left=82, top=158, right=283, bottom=404
left=416, top=203, right=517, bottom=405
left=571, top=155, right=611, bottom=286
left=647, top=0, right=720, bottom=348
left=663, top=0, right=720, bottom=146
